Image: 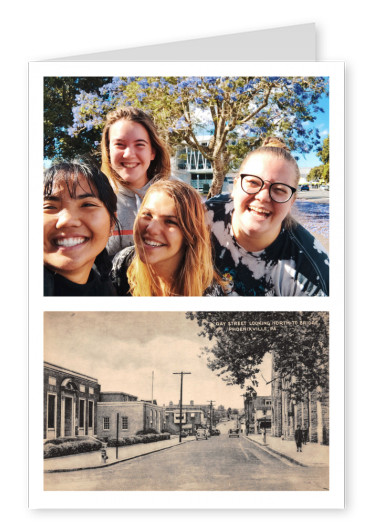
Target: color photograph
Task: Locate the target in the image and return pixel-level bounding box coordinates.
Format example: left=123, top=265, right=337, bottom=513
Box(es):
left=42, top=73, right=330, bottom=297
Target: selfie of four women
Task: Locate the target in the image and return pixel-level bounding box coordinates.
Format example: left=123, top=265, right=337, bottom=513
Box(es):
left=43, top=107, right=329, bottom=297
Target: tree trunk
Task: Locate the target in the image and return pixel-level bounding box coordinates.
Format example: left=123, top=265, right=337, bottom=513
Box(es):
left=207, top=151, right=230, bottom=199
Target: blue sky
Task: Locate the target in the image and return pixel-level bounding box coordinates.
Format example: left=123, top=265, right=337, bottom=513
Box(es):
left=294, top=92, right=329, bottom=169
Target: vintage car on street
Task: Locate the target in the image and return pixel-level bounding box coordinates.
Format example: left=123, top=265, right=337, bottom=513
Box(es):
left=196, top=428, right=208, bottom=440
left=228, top=428, right=240, bottom=438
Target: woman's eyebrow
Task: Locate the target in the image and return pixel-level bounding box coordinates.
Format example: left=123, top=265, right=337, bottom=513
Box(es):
left=76, top=193, right=97, bottom=199
left=43, top=194, right=60, bottom=201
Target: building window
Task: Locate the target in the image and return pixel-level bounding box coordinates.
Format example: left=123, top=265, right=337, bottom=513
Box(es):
left=103, top=417, right=110, bottom=430
left=89, top=387, right=94, bottom=395
left=80, top=384, right=85, bottom=393
left=121, top=416, right=128, bottom=430
left=88, top=401, right=94, bottom=428
left=47, top=394, right=56, bottom=429
left=79, top=399, right=85, bottom=428
left=48, top=376, right=56, bottom=386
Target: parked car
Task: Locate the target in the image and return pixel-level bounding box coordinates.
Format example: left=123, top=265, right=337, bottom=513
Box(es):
left=300, top=184, right=310, bottom=191
left=211, top=428, right=221, bottom=436
left=180, top=430, right=188, bottom=438
left=196, top=428, right=208, bottom=440
left=228, top=428, right=240, bottom=438
left=320, top=184, right=329, bottom=191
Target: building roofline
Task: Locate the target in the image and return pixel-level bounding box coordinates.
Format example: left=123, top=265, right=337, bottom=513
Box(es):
left=44, top=361, right=98, bottom=383
left=100, top=391, right=138, bottom=399
left=98, top=401, right=164, bottom=409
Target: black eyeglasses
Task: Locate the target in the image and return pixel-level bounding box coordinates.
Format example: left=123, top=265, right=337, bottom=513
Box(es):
left=240, top=174, right=296, bottom=203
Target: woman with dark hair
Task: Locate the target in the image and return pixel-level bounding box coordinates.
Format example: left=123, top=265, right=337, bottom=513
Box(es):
left=206, top=137, right=329, bottom=296
left=111, top=180, right=225, bottom=296
left=43, top=158, right=119, bottom=296
left=101, top=106, right=171, bottom=257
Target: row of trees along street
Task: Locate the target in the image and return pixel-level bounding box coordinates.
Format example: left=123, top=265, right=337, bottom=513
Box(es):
left=186, top=312, right=329, bottom=402
left=44, top=76, right=328, bottom=197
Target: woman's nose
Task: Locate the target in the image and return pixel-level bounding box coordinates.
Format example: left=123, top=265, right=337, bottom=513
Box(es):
left=55, top=208, right=81, bottom=228
left=122, top=146, right=134, bottom=158
left=254, top=183, right=271, bottom=201
left=145, top=218, right=161, bottom=234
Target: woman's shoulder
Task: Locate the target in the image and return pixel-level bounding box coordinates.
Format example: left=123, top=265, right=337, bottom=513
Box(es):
left=205, top=194, right=233, bottom=225
left=205, top=193, right=232, bottom=209
left=288, top=222, right=329, bottom=261
left=111, top=246, right=135, bottom=296
left=286, top=222, right=329, bottom=295
left=112, top=245, right=135, bottom=270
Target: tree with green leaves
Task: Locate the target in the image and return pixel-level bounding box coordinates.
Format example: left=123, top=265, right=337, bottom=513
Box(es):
left=307, top=135, right=329, bottom=183
left=186, top=312, right=328, bottom=403
left=50, top=76, right=328, bottom=197
left=44, top=77, right=111, bottom=161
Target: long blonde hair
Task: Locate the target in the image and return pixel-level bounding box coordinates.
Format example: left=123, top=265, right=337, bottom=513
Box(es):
left=127, top=180, right=222, bottom=296
left=100, top=107, right=171, bottom=192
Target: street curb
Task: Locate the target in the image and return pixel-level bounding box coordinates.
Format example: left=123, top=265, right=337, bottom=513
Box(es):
left=44, top=438, right=194, bottom=474
left=244, top=436, right=307, bottom=467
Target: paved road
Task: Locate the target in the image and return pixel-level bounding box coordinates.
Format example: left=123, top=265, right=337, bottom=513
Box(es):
left=297, top=189, right=329, bottom=204
left=44, top=434, right=329, bottom=491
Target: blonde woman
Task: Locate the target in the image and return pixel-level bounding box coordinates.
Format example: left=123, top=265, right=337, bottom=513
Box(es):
left=101, top=106, right=171, bottom=257
left=111, top=180, right=225, bottom=296
left=206, top=137, right=329, bottom=296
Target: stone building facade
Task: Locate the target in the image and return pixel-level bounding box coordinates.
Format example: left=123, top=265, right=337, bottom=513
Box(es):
left=271, top=370, right=329, bottom=445
left=43, top=362, right=101, bottom=440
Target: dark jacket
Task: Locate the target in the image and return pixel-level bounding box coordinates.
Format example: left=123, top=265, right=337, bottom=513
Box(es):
left=44, top=250, right=116, bottom=296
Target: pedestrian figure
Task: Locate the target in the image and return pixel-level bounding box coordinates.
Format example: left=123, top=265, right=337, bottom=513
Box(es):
left=295, top=424, right=303, bottom=452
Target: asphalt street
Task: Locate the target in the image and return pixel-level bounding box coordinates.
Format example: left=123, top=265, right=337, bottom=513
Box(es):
left=43, top=433, right=329, bottom=491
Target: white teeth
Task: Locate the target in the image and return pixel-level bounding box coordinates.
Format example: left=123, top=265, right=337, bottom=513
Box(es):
left=144, top=239, right=164, bottom=247
left=55, top=237, right=86, bottom=247
left=122, top=163, right=138, bottom=168
left=250, top=206, right=270, bottom=215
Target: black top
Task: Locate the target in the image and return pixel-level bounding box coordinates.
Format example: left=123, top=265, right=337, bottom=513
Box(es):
left=44, top=266, right=117, bottom=296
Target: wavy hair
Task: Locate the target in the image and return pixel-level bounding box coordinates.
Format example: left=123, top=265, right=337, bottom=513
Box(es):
left=127, top=180, right=222, bottom=296
left=100, top=106, right=171, bottom=192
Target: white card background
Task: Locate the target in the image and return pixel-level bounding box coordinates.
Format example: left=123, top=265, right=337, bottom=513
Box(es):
left=29, top=60, right=344, bottom=509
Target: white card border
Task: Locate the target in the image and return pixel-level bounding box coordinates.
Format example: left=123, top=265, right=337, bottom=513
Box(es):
left=28, top=61, right=344, bottom=509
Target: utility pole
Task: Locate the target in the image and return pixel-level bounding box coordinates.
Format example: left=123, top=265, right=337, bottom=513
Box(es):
left=207, top=400, right=216, bottom=433
left=173, top=371, right=191, bottom=443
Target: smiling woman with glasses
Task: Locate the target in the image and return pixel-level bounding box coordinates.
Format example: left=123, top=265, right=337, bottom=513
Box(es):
left=206, top=137, right=329, bottom=296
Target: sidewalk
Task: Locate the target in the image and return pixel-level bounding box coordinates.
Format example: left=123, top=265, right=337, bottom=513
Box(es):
left=245, top=433, right=329, bottom=467
left=44, top=436, right=195, bottom=473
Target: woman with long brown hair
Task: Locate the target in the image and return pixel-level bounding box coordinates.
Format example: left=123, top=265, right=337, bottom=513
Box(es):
left=101, top=106, right=171, bottom=257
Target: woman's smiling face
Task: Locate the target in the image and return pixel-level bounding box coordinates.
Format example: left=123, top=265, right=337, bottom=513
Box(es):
left=43, top=175, right=112, bottom=284
left=231, top=153, right=297, bottom=252
left=109, top=119, right=156, bottom=189
left=135, top=191, right=185, bottom=279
